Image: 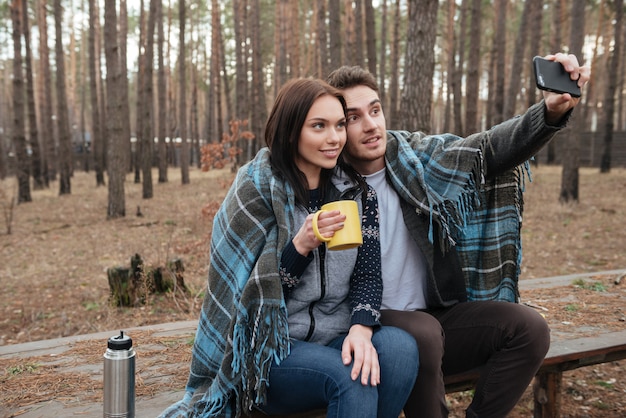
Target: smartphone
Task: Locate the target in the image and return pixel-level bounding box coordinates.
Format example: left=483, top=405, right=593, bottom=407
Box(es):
left=533, top=56, right=581, bottom=97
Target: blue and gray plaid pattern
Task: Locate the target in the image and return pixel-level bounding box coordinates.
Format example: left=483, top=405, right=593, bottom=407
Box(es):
left=386, top=130, right=527, bottom=303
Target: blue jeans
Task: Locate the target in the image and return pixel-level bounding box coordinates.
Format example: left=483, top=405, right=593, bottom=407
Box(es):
left=255, top=326, right=418, bottom=418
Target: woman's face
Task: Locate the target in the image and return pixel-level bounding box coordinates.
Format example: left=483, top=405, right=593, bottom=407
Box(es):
left=295, top=95, right=347, bottom=189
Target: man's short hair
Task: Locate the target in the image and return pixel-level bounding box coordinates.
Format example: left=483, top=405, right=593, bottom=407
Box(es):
left=327, top=65, right=379, bottom=94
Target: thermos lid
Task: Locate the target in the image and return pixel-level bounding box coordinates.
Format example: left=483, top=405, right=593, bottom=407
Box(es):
left=108, top=330, right=133, bottom=350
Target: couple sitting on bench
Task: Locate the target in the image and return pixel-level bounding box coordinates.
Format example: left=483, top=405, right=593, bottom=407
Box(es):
left=160, top=53, right=590, bottom=418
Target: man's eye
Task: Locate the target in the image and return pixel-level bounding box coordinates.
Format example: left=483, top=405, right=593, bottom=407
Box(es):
left=347, top=115, right=358, bottom=123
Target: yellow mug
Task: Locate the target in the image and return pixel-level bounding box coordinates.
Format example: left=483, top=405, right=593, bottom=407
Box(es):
left=311, top=200, right=363, bottom=251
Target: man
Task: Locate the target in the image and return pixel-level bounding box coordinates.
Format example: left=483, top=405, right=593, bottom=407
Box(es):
left=327, top=53, right=591, bottom=417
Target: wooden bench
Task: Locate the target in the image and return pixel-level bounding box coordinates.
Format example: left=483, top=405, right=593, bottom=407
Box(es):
left=249, top=330, right=626, bottom=418
left=444, top=329, right=626, bottom=417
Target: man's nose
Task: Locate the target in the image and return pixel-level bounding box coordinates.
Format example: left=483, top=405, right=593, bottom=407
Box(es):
left=362, top=113, right=377, bottom=131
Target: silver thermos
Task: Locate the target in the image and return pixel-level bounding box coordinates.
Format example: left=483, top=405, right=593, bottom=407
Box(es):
left=103, top=330, right=136, bottom=418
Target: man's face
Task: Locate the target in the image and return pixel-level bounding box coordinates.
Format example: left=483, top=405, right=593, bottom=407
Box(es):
left=342, top=85, right=387, bottom=175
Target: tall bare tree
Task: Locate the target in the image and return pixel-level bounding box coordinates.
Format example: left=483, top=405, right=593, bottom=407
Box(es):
left=274, top=0, right=289, bottom=92
left=443, top=0, right=457, bottom=133
left=104, top=0, right=126, bottom=217
left=599, top=0, right=624, bottom=173
left=400, top=0, right=438, bottom=133
left=545, top=0, right=564, bottom=164
left=37, top=0, right=56, bottom=184
left=378, top=0, right=388, bottom=104
left=157, top=0, right=168, bottom=183
left=119, top=0, right=132, bottom=174
left=503, top=0, right=532, bottom=119
left=22, top=0, right=44, bottom=190
left=559, top=0, right=585, bottom=202
left=206, top=0, right=221, bottom=145
left=364, top=0, right=377, bottom=76
left=179, top=0, right=189, bottom=184
left=452, top=0, right=467, bottom=134
left=89, top=0, right=105, bottom=186
left=134, top=0, right=146, bottom=183
left=316, top=0, right=329, bottom=77
left=343, top=0, right=357, bottom=65
left=527, top=0, right=543, bottom=108
left=11, top=0, right=31, bottom=203
left=328, top=0, right=342, bottom=68
left=250, top=0, right=267, bottom=152
left=387, top=0, right=402, bottom=128
left=54, top=0, right=72, bottom=195
left=139, top=0, right=157, bottom=198
left=464, top=0, right=482, bottom=134
left=353, top=0, right=364, bottom=67
left=488, top=0, right=507, bottom=128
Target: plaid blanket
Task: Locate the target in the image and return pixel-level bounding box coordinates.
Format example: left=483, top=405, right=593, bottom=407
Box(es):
left=159, top=148, right=293, bottom=417
left=386, top=130, right=528, bottom=302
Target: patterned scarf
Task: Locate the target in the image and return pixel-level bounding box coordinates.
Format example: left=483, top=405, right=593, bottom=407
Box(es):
left=385, top=130, right=528, bottom=302
left=159, top=148, right=293, bottom=418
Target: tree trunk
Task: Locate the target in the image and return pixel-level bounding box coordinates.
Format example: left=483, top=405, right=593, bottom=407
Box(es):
left=141, top=0, right=157, bottom=198
left=443, top=0, right=456, bottom=133
left=599, top=0, right=623, bottom=173
left=54, top=0, right=72, bottom=195
left=353, top=0, right=364, bottom=67
left=120, top=0, right=132, bottom=174
left=487, top=0, right=507, bottom=128
left=11, top=0, right=31, bottom=203
left=378, top=0, right=388, bottom=106
left=37, top=0, right=56, bottom=184
left=527, top=0, right=543, bottom=109
left=179, top=0, right=189, bottom=184
left=104, top=0, right=126, bottom=218
left=453, top=0, right=467, bottom=135
left=316, top=0, right=329, bottom=78
left=250, top=0, right=267, bottom=154
left=545, top=0, right=564, bottom=164
left=364, top=0, right=377, bottom=77
left=157, top=0, right=168, bottom=183
left=388, top=0, right=401, bottom=128
left=89, top=0, right=105, bottom=186
left=400, top=0, right=438, bottom=133
left=464, top=0, right=482, bottom=135
left=206, top=0, right=220, bottom=145
left=503, top=0, right=532, bottom=119
left=22, top=0, right=44, bottom=190
left=559, top=0, right=585, bottom=203
left=328, top=0, right=342, bottom=68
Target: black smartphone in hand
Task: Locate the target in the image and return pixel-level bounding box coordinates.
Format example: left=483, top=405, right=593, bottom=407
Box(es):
left=533, top=56, right=581, bottom=97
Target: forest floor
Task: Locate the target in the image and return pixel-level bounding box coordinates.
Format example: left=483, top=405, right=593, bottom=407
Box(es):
left=1, top=164, right=625, bottom=417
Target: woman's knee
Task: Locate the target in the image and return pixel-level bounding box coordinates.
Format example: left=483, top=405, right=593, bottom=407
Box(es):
left=372, top=327, right=419, bottom=381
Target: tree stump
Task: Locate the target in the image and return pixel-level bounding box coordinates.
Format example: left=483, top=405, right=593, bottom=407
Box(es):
left=107, top=266, right=136, bottom=307
left=107, top=254, right=188, bottom=307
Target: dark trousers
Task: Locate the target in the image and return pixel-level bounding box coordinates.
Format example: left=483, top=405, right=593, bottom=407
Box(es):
left=381, top=301, right=550, bottom=418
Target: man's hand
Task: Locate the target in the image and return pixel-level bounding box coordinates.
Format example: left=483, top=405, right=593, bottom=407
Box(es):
left=341, top=324, right=380, bottom=386
left=542, top=53, right=591, bottom=125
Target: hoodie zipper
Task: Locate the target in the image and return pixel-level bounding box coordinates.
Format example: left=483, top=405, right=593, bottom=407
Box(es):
left=304, top=244, right=326, bottom=341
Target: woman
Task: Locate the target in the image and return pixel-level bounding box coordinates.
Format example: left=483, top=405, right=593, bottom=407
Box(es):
left=159, top=79, right=417, bottom=418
